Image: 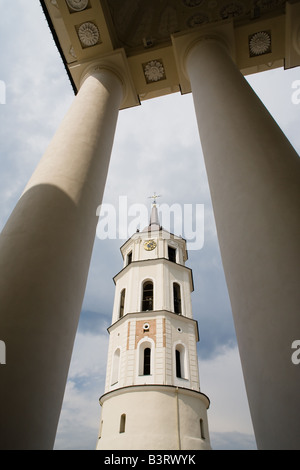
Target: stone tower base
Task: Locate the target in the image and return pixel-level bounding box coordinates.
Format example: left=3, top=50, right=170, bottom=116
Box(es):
left=96, top=385, right=211, bottom=450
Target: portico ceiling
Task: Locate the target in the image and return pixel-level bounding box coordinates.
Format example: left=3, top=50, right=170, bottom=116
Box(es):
left=103, top=0, right=286, bottom=55
left=41, top=0, right=300, bottom=107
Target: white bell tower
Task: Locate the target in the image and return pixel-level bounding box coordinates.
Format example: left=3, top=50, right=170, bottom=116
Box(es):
left=96, top=198, right=211, bottom=450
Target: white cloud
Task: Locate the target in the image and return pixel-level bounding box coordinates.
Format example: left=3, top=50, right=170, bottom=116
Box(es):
left=0, top=1, right=74, bottom=228
left=200, top=346, right=255, bottom=438
left=67, top=332, right=109, bottom=380
left=54, top=331, right=109, bottom=450
left=246, top=68, right=300, bottom=154
left=210, top=431, right=256, bottom=450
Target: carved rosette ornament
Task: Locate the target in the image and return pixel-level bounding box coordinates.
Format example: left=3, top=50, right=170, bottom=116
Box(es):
left=220, top=2, right=244, bottom=19
left=143, top=60, right=166, bottom=83
left=187, top=13, right=209, bottom=28
left=183, top=0, right=204, bottom=6
left=66, top=0, right=89, bottom=12
left=78, top=22, right=100, bottom=48
left=249, top=31, right=271, bottom=57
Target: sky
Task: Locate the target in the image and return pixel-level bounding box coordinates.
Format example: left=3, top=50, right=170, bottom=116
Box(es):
left=0, top=1, right=299, bottom=451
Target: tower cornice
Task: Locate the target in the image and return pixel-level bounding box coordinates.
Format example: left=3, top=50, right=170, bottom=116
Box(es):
left=119, top=228, right=188, bottom=255
left=107, top=308, right=200, bottom=342
left=99, top=384, right=211, bottom=410
left=113, top=256, right=194, bottom=292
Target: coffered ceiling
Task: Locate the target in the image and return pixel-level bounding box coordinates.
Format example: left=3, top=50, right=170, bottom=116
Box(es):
left=41, top=0, right=300, bottom=107
left=103, top=0, right=287, bottom=54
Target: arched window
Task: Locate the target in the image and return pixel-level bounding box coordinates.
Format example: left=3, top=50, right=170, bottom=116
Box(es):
left=173, top=283, right=181, bottom=314
left=119, top=289, right=126, bottom=319
left=168, top=246, right=176, bottom=263
left=119, top=414, right=126, bottom=433
left=138, top=340, right=153, bottom=377
left=176, top=349, right=182, bottom=378
left=111, top=348, right=120, bottom=385
left=99, top=420, right=103, bottom=439
left=127, top=251, right=132, bottom=265
left=142, top=281, right=153, bottom=311
left=175, top=344, right=186, bottom=379
left=200, top=419, right=205, bottom=440
left=143, top=348, right=151, bottom=376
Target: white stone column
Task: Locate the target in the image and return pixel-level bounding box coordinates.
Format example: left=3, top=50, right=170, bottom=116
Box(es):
left=0, top=66, right=123, bottom=449
left=186, top=38, right=300, bottom=449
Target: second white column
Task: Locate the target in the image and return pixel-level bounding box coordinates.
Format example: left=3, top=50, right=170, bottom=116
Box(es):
left=186, top=37, right=300, bottom=450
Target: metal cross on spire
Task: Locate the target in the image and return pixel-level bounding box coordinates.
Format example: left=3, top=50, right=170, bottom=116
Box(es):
left=148, top=192, right=162, bottom=205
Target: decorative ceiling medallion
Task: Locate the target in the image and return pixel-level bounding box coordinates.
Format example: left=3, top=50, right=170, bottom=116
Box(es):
left=143, top=60, right=166, bottom=84
left=66, top=0, right=89, bottom=12
left=78, top=22, right=100, bottom=48
left=187, top=13, right=209, bottom=28
left=183, top=0, right=204, bottom=7
left=220, top=2, right=244, bottom=19
left=249, top=31, right=271, bottom=57
left=260, top=0, right=283, bottom=10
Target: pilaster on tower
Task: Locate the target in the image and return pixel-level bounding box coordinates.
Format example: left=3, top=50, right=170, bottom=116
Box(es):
left=96, top=200, right=211, bottom=450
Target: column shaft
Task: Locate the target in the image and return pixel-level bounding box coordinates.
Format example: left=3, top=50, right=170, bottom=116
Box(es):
left=0, top=68, right=123, bottom=449
left=186, top=39, right=300, bottom=449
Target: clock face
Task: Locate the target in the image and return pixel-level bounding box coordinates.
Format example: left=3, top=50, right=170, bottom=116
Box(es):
left=144, top=240, right=157, bottom=251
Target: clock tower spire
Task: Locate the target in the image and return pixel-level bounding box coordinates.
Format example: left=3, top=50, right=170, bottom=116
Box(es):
left=96, top=198, right=211, bottom=450
left=145, top=193, right=161, bottom=232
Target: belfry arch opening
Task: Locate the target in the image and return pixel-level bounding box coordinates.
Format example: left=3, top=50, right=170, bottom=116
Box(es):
left=142, top=280, right=154, bottom=311
left=175, top=344, right=186, bottom=380
left=111, top=348, right=120, bottom=385
left=138, top=340, right=153, bottom=377
left=173, top=283, right=182, bottom=314
left=119, top=289, right=126, bottom=319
